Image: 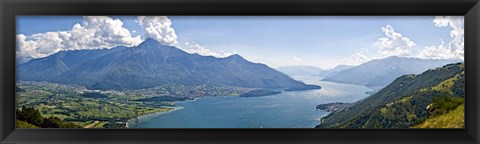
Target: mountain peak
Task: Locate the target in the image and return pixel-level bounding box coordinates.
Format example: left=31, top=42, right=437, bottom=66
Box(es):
left=384, top=56, right=403, bottom=60
left=136, top=38, right=181, bottom=53
left=223, top=54, right=249, bottom=64
left=144, top=38, right=158, bottom=42
left=18, top=41, right=313, bottom=90
left=139, top=38, right=161, bottom=46
left=226, top=54, right=244, bottom=60
left=228, top=54, right=241, bottom=57
left=385, top=56, right=420, bottom=60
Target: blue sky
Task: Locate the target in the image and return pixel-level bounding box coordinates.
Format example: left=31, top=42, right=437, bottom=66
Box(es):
left=16, top=16, right=463, bottom=69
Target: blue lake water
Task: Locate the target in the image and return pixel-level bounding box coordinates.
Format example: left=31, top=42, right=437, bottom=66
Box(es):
left=128, top=76, right=373, bottom=128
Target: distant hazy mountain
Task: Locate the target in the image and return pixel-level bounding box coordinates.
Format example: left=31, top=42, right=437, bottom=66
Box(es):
left=277, top=65, right=323, bottom=76
left=18, top=38, right=319, bottom=91
left=322, top=56, right=461, bottom=89
left=318, top=65, right=354, bottom=78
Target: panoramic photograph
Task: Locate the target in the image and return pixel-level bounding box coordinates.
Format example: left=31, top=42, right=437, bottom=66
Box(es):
left=15, top=16, right=464, bottom=128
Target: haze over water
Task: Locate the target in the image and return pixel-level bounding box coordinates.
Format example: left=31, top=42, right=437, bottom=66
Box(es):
left=129, top=76, right=373, bottom=128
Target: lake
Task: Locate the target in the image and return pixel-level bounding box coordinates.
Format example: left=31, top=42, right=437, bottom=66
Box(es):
left=128, top=76, right=373, bottom=128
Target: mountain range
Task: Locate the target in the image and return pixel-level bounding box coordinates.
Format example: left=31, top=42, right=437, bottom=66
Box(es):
left=318, top=65, right=353, bottom=78
left=276, top=65, right=353, bottom=78
left=322, top=56, right=461, bottom=89
left=17, top=39, right=319, bottom=91
left=276, top=65, right=324, bottom=76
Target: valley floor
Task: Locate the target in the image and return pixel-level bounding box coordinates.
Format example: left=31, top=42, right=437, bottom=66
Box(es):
left=15, top=81, right=250, bottom=128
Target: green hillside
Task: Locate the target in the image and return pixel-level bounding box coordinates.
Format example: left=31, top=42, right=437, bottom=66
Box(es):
left=411, top=104, right=464, bottom=128
left=317, top=63, right=464, bottom=128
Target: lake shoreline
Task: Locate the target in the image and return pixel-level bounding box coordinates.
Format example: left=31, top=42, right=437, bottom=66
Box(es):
left=126, top=106, right=184, bottom=128
left=126, top=79, right=372, bottom=128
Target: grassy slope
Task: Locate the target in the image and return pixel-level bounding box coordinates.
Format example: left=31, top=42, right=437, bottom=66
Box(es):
left=16, top=120, right=38, bottom=128
left=411, top=104, right=464, bottom=128
left=341, top=72, right=464, bottom=128
left=317, top=63, right=464, bottom=128
left=356, top=72, right=464, bottom=128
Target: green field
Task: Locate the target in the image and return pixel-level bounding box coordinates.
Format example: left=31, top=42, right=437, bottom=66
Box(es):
left=16, top=82, right=167, bottom=128
left=16, top=81, right=252, bottom=128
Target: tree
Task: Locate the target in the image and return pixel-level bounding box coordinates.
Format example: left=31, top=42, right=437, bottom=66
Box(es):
left=16, top=106, right=82, bottom=128
left=41, top=116, right=61, bottom=128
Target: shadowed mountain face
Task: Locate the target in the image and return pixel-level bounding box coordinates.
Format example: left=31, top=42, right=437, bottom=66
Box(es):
left=322, top=56, right=461, bottom=89
left=17, top=39, right=315, bottom=90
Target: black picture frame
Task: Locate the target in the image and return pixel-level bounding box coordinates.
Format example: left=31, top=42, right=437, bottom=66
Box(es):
left=1, top=0, right=479, bottom=144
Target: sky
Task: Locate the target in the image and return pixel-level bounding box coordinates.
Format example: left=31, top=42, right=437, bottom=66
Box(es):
left=16, top=16, right=464, bottom=69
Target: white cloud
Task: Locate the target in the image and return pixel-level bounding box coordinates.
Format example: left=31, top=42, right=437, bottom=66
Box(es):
left=374, top=25, right=416, bottom=57
left=342, top=49, right=372, bottom=66
left=350, top=51, right=370, bottom=62
left=180, top=42, right=232, bottom=58
left=16, top=34, right=38, bottom=57
left=418, top=41, right=457, bottom=59
left=137, top=16, right=177, bottom=46
left=17, top=16, right=142, bottom=58
left=293, top=56, right=303, bottom=64
left=418, top=16, right=464, bottom=60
